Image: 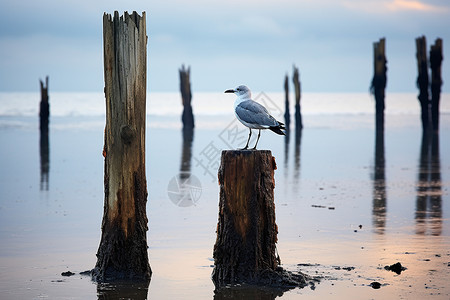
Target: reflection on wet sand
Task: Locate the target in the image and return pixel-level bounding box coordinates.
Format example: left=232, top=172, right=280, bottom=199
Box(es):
left=214, top=286, right=283, bottom=300
left=283, top=126, right=302, bottom=184
left=97, top=281, right=150, bottom=300
left=39, top=128, right=50, bottom=191
left=294, top=127, right=302, bottom=180
left=284, top=127, right=289, bottom=172
left=167, top=126, right=201, bottom=207
left=415, top=132, right=442, bottom=236
left=372, top=130, right=387, bottom=234
left=180, top=126, right=194, bottom=178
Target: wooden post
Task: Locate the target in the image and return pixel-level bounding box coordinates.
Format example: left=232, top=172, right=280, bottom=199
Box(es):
left=370, top=38, right=387, bottom=134
left=292, top=65, right=303, bottom=130
left=39, top=76, right=49, bottom=133
left=39, top=76, right=50, bottom=191
left=416, top=36, right=430, bottom=131
left=212, top=150, right=307, bottom=289
left=93, top=11, right=151, bottom=282
left=430, top=38, right=443, bottom=133
left=179, top=64, right=195, bottom=128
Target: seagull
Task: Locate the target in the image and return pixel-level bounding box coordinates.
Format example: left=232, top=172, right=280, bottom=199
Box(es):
left=224, top=85, right=285, bottom=150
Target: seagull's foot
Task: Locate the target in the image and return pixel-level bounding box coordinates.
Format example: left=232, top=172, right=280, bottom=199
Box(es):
left=238, top=146, right=249, bottom=150
left=251, top=146, right=257, bottom=150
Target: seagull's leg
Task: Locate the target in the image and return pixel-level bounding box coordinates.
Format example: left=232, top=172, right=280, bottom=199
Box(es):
left=252, top=129, right=261, bottom=150
left=240, top=128, right=252, bottom=150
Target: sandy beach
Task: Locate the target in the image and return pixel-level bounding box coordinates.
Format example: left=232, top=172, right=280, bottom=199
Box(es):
left=0, top=92, right=449, bottom=299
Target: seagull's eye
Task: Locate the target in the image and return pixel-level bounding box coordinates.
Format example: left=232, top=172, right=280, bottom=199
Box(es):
left=236, top=88, right=240, bottom=91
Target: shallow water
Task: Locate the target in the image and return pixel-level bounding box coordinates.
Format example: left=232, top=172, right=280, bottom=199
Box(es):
left=0, top=93, right=449, bottom=299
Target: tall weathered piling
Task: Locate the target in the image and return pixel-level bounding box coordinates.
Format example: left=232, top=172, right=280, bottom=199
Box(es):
left=179, top=64, right=195, bottom=128
left=292, top=65, right=303, bottom=130
left=416, top=36, right=430, bottom=131
left=212, top=150, right=307, bottom=289
left=370, top=38, right=387, bottom=134
left=430, top=38, right=443, bottom=132
left=93, top=11, right=151, bottom=282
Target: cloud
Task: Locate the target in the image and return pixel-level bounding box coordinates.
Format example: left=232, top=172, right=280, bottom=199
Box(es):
left=342, top=0, right=449, bottom=13
left=388, top=0, right=445, bottom=11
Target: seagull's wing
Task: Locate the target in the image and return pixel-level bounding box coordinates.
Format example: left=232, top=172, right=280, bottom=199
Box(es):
left=236, top=100, right=279, bottom=127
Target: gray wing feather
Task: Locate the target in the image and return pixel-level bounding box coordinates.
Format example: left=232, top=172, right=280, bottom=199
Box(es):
left=236, top=100, right=279, bottom=127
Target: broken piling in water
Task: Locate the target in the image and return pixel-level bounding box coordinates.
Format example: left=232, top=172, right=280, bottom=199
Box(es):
left=39, top=76, right=50, bottom=191
left=416, top=36, right=430, bottom=131
left=39, top=76, right=49, bottom=133
left=370, top=38, right=387, bottom=134
left=292, top=65, right=303, bottom=130
left=430, top=38, right=443, bottom=132
left=179, top=64, right=195, bottom=128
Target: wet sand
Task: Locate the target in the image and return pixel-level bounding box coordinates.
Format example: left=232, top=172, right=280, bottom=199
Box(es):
left=0, top=111, right=449, bottom=299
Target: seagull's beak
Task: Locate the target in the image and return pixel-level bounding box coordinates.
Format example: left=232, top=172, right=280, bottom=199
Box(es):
left=224, top=89, right=235, bottom=94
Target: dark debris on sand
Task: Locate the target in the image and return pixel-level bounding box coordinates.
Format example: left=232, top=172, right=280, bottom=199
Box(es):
left=384, top=262, right=407, bottom=275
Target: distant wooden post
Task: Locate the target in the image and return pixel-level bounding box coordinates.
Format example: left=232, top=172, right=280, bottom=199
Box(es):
left=370, top=38, right=387, bottom=134
left=430, top=38, right=443, bottom=132
left=179, top=64, right=195, bottom=128
left=39, top=76, right=50, bottom=191
left=93, top=11, right=151, bottom=282
left=39, top=76, right=49, bottom=133
left=283, top=74, right=290, bottom=131
left=212, top=150, right=307, bottom=289
left=416, top=36, right=430, bottom=131
left=292, top=65, right=303, bottom=130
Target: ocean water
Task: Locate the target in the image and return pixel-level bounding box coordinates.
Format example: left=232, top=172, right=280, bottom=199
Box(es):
left=0, top=92, right=449, bottom=299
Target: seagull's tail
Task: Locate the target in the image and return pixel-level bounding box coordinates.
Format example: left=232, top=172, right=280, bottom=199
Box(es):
left=269, top=124, right=285, bottom=136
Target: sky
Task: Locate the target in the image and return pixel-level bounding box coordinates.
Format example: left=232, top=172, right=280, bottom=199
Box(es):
left=0, top=0, right=449, bottom=93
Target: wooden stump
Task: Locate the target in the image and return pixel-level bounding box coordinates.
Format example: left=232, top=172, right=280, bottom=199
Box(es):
left=370, top=38, right=387, bottom=134
left=212, top=150, right=307, bottom=289
left=430, top=38, right=443, bottom=132
left=292, top=65, right=303, bottom=130
left=93, top=11, right=151, bottom=282
left=416, top=36, right=430, bottom=131
left=179, top=64, right=195, bottom=128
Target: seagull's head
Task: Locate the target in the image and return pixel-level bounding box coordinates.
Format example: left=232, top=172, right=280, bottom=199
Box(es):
left=224, top=85, right=251, bottom=99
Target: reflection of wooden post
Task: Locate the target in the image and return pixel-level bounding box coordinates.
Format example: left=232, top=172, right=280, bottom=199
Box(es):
left=292, top=65, right=303, bottom=130
left=93, top=11, right=151, bottom=282
left=39, top=127, right=50, bottom=191
left=372, top=130, right=386, bottom=234
left=430, top=38, right=443, bottom=132
left=370, top=38, right=387, bottom=134
left=179, top=64, right=195, bottom=128
left=213, top=150, right=307, bottom=288
left=39, top=76, right=50, bottom=133
left=416, top=36, right=430, bottom=131
left=283, top=74, right=290, bottom=131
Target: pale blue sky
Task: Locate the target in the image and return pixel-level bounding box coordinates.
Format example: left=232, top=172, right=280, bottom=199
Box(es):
left=0, top=0, right=449, bottom=92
